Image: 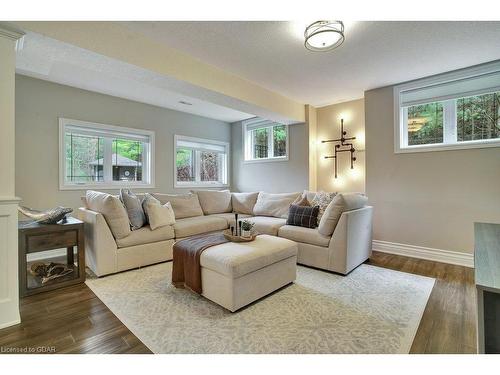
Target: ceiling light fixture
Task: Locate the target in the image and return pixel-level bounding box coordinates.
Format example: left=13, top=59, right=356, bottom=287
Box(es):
left=304, top=21, right=345, bottom=52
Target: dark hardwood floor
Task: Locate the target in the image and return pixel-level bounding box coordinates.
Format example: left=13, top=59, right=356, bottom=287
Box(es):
left=0, top=251, right=476, bottom=354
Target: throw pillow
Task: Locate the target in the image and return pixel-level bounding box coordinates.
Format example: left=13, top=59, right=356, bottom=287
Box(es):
left=151, top=193, right=203, bottom=219
left=85, top=190, right=131, bottom=239
left=318, top=193, right=368, bottom=236
left=231, top=192, right=259, bottom=215
left=190, top=189, right=232, bottom=215
left=293, top=195, right=310, bottom=206
left=142, top=193, right=176, bottom=230
left=253, top=192, right=301, bottom=218
left=119, top=188, right=146, bottom=230
left=286, top=204, right=320, bottom=229
left=311, top=191, right=337, bottom=222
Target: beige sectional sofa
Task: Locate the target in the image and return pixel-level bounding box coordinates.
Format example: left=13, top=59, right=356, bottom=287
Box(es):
left=77, top=190, right=373, bottom=277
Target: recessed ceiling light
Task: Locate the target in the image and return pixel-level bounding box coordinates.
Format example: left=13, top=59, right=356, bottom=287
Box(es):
left=179, top=100, right=193, bottom=106
left=304, top=21, right=345, bottom=52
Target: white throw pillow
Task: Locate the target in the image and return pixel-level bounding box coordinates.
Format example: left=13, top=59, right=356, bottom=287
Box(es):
left=318, top=193, right=368, bottom=236
left=191, top=190, right=232, bottom=215
left=142, top=193, right=176, bottom=230
left=231, top=192, right=259, bottom=215
left=311, top=191, right=337, bottom=223
left=253, top=192, right=301, bottom=218
left=86, top=190, right=131, bottom=239
left=152, top=193, right=203, bottom=219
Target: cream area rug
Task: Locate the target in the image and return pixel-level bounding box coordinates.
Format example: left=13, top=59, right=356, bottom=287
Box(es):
left=85, top=262, right=435, bottom=354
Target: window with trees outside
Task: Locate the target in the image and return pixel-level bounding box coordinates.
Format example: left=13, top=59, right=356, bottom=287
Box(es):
left=243, top=118, right=288, bottom=162
left=174, top=135, right=229, bottom=188
left=395, top=63, right=500, bottom=153
left=59, top=118, right=154, bottom=189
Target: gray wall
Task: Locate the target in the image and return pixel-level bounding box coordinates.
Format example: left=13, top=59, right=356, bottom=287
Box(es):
left=231, top=121, right=309, bottom=193
left=365, top=85, right=500, bottom=254
left=15, top=75, right=231, bottom=210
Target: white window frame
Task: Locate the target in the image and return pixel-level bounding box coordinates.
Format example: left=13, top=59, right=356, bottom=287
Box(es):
left=59, top=118, right=155, bottom=190
left=174, top=135, right=230, bottom=189
left=394, top=61, right=500, bottom=153
left=242, top=118, right=289, bottom=163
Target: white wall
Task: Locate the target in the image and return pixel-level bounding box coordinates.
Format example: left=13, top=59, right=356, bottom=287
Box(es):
left=365, top=85, right=500, bottom=254
left=231, top=121, right=309, bottom=193
left=15, top=75, right=231, bottom=211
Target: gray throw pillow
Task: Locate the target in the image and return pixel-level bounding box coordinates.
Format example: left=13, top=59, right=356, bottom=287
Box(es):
left=120, top=188, right=146, bottom=230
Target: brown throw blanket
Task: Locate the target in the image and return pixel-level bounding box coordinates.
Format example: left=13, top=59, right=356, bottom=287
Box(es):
left=172, top=232, right=229, bottom=294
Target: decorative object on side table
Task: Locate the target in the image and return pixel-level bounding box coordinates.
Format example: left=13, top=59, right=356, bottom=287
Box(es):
left=18, top=217, right=85, bottom=297
left=18, top=205, right=73, bottom=224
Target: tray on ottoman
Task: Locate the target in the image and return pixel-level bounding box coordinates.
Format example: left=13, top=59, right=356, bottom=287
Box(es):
left=199, top=234, right=298, bottom=312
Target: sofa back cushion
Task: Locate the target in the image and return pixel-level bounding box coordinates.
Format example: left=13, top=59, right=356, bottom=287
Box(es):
left=86, top=190, right=131, bottom=239
left=318, top=193, right=368, bottom=236
left=253, top=192, right=301, bottom=218
left=152, top=193, right=203, bottom=219
left=286, top=204, right=320, bottom=229
left=231, top=192, right=259, bottom=215
left=191, top=190, right=232, bottom=215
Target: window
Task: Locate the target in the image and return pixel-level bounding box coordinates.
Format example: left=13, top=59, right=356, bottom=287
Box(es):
left=395, top=62, right=500, bottom=153
left=59, top=118, right=154, bottom=190
left=243, top=118, right=289, bottom=162
left=174, top=135, right=229, bottom=188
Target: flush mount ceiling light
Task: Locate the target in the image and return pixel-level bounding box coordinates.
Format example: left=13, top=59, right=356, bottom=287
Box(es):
left=304, top=21, right=345, bottom=52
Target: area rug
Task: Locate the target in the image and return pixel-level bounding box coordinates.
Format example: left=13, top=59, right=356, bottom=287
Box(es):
left=85, top=262, right=435, bottom=354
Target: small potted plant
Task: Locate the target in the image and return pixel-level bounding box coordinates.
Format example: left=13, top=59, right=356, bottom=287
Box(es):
left=240, top=220, right=255, bottom=238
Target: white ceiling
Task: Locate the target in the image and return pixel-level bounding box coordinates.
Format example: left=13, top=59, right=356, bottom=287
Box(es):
left=122, top=21, right=500, bottom=107
left=15, top=32, right=254, bottom=123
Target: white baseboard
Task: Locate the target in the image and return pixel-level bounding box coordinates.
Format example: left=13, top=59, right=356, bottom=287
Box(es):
left=27, top=248, right=69, bottom=262
left=372, top=240, right=474, bottom=268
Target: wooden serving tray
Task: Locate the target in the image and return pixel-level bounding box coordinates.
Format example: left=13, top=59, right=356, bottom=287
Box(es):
left=223, top=229, right=258, bottom=242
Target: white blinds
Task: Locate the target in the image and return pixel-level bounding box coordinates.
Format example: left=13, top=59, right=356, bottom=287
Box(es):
left=176, top=138, right=226, bottom=153
left=243, top=117, right=283, bottom=131
left=401, top=70, right=500, bottom=107
left=65, top=124, right=150, bottom=142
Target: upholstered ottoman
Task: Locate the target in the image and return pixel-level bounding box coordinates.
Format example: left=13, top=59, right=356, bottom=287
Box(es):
left=199, top=234, right=298, bottom=312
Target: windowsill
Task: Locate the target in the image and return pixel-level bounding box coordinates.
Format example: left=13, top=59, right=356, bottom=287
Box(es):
left=174, top=183, right=230, bottom=189
left=59, top=182, right=155, bottom=191
left=243, top=156, right=289, bottom=164
left=396, top=139, right=500, bottom=153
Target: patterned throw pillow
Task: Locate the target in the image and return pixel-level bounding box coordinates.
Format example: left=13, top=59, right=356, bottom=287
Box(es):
left=286, top=204, right=320, bottom=229
left=311, top=191, right=337, bottom=222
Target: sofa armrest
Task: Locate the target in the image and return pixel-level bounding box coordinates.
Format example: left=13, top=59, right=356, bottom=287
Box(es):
left=327, top=206, right=373, bottom=275
left=76, top=207, right=118, bottom=276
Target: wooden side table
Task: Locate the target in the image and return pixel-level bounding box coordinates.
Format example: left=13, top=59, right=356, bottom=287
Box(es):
left=18, top=217, right=85, bottom=297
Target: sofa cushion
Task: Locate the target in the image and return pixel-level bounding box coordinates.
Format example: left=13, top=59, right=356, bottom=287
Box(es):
left=173, top=216, right=228, bottom=238
left=278, top=225, right=330, bottom=247
left=191, top=190, right=232, bottom=215
left=142, top=193, right=176, bottom=230
left=318, top=193, right=368, bottom=236
left=253, top=192, right=301, bottom=218
left=152, top=193, right=203, bottom=219
left=311, top=191, right=337, bottom=222
left=286, top=204, right=320, bottom=229
left=247, top=216, right=287, bottom=236
left=116, top=224, right=175, bottom=248
left=86, top=190, right=131, bottom=239
left=120, top=188, right=146, bottom=230
left=231, top=192, right=259, bottom=215
left=207, top=213, right=252, bottom=226
left=200, top=234, right=297, bottom=278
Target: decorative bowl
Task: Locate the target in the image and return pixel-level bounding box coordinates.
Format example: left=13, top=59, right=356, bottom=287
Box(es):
left=223, top=229, right=258, bottom=242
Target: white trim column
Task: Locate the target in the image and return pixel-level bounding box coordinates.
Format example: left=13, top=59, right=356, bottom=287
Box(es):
left=0, top=24, right=24, bottom=329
